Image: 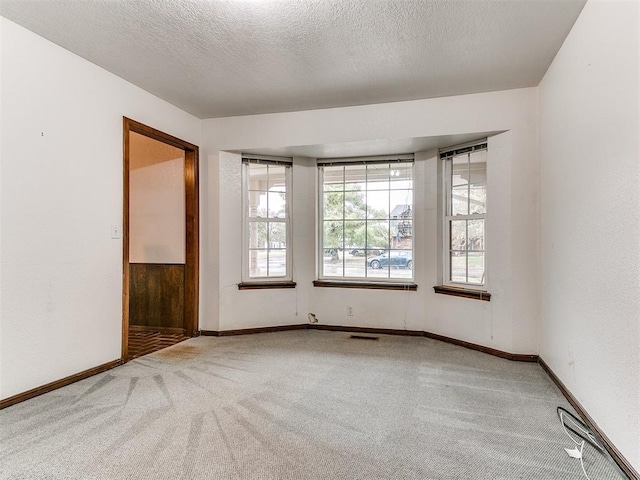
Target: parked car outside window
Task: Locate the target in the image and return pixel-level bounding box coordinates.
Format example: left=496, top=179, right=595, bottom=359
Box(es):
left=366, top=251, right=412, bottom=270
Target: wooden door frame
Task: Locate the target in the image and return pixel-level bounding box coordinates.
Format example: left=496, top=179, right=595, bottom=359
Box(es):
left=122, top=117, right=199, bottom=361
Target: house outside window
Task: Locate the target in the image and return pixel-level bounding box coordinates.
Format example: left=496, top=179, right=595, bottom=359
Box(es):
left=242, top=157, right=292, bottom=282
left=441, top=142, right=487, bottom=288
left=317, top=157, right=414, bottom=282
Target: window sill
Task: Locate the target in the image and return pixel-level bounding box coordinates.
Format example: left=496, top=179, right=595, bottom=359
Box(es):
left=433, top=285, right=491, bottom=301
left=314, top=280, right=417, bottom=291
left=238, top=281, right=296, bottom=290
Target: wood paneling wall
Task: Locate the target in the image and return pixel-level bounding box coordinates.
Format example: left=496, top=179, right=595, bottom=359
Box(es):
left=129, top=263, right=185, bottom=330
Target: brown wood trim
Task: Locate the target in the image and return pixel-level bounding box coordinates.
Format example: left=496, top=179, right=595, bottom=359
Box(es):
left=198, top=330, right=220, bottom=336
left=184, top=146, right=199, bottom=337
left=238, top=281, right=297, bottom=290
left=423, top=330, right=538, bottom=362
left=199, top=324, right=308, bottom=337
left=313, top=280, right=418, bottom=291
left=122, top=118, right=200, bottom=359
left=219, top=324, right=308, bottom=336
left=129, top=325, right=186, bottom=335
left=539, top=358, right=639, bottom=480
left=129, top=262, right=187, bottom=266
left=0, top=359, right=122, bottom=410
left=202, top=324, right=537, bottom=362
left=309, top=324, right=424, bottom=336
left=125, top=118, right=198, bottom=151
left=122, top=117, right=131, bottom=360
left=433, top=285, right=491, bottom=301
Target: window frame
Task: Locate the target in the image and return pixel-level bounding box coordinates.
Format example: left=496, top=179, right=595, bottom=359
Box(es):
left=441, top=141, right=488, bottom=290
left=241, top=156, right=293, bottom=284
left=316, top=156, right=415, bottom=285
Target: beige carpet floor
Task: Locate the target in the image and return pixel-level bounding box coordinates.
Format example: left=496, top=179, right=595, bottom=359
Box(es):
left=0, top=330, right=624, bottom=479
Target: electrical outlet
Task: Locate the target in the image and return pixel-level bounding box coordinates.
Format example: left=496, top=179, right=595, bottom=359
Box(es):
left=347, top=306, right=354, bottom=316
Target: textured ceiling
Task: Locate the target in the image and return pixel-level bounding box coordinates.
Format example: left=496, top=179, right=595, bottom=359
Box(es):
left=0, top=0, right=585, bottom=119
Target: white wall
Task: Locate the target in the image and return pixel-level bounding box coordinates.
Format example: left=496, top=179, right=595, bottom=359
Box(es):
left=0, top=18, right=200, bottom=400
left=130, top=158, right=186, bottom=264
left=538, top=0, right=639, bottom=470
left=201, top=87, right=540, bottom=355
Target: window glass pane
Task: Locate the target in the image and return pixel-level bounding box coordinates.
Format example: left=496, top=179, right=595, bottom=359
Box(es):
left=367, top=164, right=390, bottom=189
left=365, top=247, right=385, bottom=257
left=248, top=221, right=267, bottom=249
left=469, top=150, right=486, bottom=214
left=347, top=247, right=367, bottom=257
left=450, top=251, right=467, bottom=283
left=452, top=154, right=469, bottom=182
left=343, top=220, right=365, bottom=253
left=468, top=252, right=484, bottom=285
left=323, top=166, right=343, bottom=191
left=367, top=250, right=390, bottom=279
left=393, top=220, right=412, bottom=249
left=269, top=222, right=287, bottom=247
left=344, top=165, right=366, bottom=191
left=247, top=190, right=267, bottom=218
left=390, top=190, right=412, bottom=218
left=451, top=155, right=469, bottom=216
left=268, top=192, right=286, bottom=218
left=268, top=249, right=287, bottom=277
left=366, top=190, right=389, bottom=219
left=386, top=250, right=413, bottom=279
left=248, top=249, right=268, bottom=278
left=468, top=219, right=484, bottom=251
left=267, top=165, right=286, bottom=192
left=248, top=164, right=268, bottom=190
left=451, top=185, right=468, bottom=216
left=366, top=220, right=389, bottom=249
left=323, top=221, right=343, bottom=250
left=390, top=164, right=412, bottom=186
left=344, top=191, right=368, bottom=219
left=345, top=251, right=366, bottom=278
left=450, top=220, right=467, bottom=252
left=323, top=192, right=344, bottom=220
left=323, top=247, right=344, bottom=277
left=388, top=250, right=412, bottom=267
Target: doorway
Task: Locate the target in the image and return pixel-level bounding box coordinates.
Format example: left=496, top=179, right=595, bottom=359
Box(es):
left=122, top=118, right=199, bottom=360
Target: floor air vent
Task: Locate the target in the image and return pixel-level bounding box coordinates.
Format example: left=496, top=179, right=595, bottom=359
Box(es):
left=350, top=335, right=380, bottom=341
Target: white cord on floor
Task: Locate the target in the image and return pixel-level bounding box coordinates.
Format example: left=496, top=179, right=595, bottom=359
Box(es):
left=578, top=440, right=591, bottom=480
left=559, top=410, right=592, bottom=480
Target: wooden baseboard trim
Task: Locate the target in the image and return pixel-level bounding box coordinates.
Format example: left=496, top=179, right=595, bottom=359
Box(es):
left=0, top=359, right=123, bottom=410
left=200, top=324, right=536, bottom=362
left=129, top=325, right=186, bottom=334
left=198, top=330, right=219, bottom=336
left=538, top=358, right=638, bottom=480
left=199, top=324, right=309, bottom=337
left=423, top=330, right=539, bottom=362
left=308, top=324, right=424, bottom=336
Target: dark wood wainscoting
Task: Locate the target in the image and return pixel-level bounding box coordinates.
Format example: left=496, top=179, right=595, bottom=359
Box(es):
left=129, top=263, right=185, bottom=330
